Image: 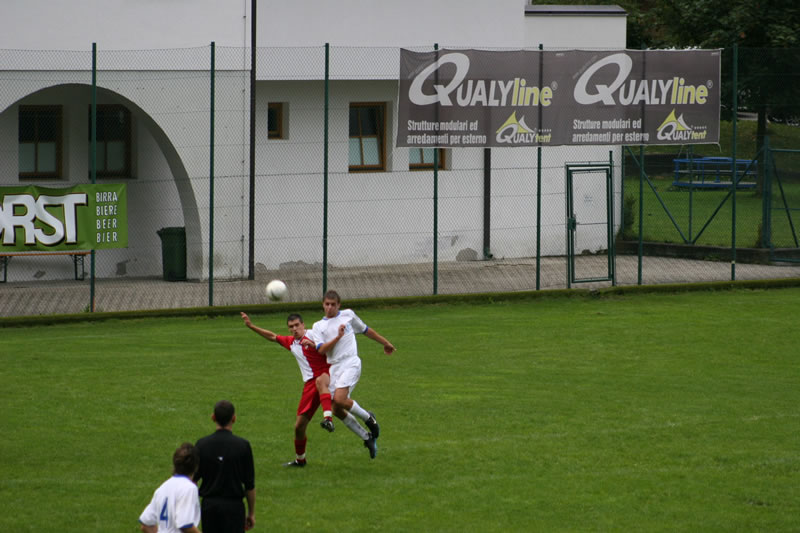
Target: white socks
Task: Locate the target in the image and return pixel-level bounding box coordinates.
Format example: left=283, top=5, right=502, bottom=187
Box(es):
left=349, top=400, right=370, bottom=421
left=341, top=412, right=369, bottom=440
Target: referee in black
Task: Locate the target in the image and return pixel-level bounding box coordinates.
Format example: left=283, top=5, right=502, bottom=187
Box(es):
left=194, top=400, right=256, bottom=532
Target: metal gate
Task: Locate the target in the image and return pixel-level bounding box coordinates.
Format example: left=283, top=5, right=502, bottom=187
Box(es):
left=765, top=145, right=800, bottom=262
left=566, top=162, right=615, bottom=287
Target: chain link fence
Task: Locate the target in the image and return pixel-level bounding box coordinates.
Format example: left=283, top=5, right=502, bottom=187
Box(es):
left=2, top=45, right=799, bottom=318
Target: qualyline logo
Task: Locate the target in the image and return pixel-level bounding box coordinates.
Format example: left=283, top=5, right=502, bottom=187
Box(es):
left=574, top=53, right=711, bottom=107
left=408, top=52, right=553, bottom=108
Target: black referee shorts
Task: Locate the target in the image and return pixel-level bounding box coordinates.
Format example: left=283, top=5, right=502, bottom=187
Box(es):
left=201, top=498, right=245, bottom=533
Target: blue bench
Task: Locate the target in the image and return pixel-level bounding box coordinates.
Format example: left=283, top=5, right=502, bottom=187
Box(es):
left=672, top=156, right=757, bottom=189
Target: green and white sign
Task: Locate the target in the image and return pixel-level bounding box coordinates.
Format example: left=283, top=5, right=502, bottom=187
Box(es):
left=0, top=184, right=127, bottom=251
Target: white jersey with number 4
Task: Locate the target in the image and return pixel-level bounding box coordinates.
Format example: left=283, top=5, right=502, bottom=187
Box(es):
left=139, top=474, right=201, bottom=533
left=311, top=309, right=368, bottom=365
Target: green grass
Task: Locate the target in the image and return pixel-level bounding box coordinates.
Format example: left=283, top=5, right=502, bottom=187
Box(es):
left=622, top=120, right=800, bottom=247
left=2, top=289, right=799, bottom=531
left=622, top=177, right=800, bottom=247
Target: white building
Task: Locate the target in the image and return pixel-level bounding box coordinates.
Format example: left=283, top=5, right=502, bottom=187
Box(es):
left=0, top=1, right=626, bottom=282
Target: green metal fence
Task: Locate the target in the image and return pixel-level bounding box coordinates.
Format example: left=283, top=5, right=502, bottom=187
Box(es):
left=1, top=44, right=799, bottom=317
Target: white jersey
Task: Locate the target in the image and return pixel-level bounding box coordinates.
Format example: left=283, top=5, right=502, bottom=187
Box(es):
left=311, top=309, right=368, bottom=365
left=139, top=474, right=201, bottom=533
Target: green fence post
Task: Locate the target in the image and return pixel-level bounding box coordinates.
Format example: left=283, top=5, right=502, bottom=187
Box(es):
left=209, top=42, right=215, bottom=306
left=638, top=145, right=644, bottom=285
left=536, top=43, right=543, bottom=290
left=323, top=43, right=329, bottom=295
left=688, top=144, right=694, bottom=241
left=763, top=135, right=771, bottom=250
left=609, top=150, right=616, bottom=286
left=90, top=42, right=97, bottom=312
left=433, top=43, right=439, bottom=295
left=731, top=43, right=738, bottom=281
left=248, top=0, right=257, bottom=280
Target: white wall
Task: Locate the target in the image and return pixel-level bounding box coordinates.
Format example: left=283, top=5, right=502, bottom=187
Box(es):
left=0, top=0, right=532, bottom=51
left=525, top=9, right=627, bottom=49
left=0, top=2, right=628, bottom=281
left=0, top=0, right=248, bottom=50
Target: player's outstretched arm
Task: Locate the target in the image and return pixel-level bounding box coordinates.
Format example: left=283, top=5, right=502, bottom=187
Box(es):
left=364, top=328, right=395, bottom=355
left=241, top=312, right=278, bottom=342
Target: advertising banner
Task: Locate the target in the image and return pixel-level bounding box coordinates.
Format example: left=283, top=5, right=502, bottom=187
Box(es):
left=0, top=183, right=128, bottom=251
left=398, top=49, right=721, bottom=148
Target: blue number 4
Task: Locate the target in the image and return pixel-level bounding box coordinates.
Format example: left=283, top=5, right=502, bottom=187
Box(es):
left=160, top=500, right=169, bottom=522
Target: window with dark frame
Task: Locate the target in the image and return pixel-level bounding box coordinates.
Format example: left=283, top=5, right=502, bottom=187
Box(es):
left=268, top=103, right=284, bottom=139
left=19, top=105, right=62, bottom=179
left=89, top=104, right=132, bottom=178
left=409, top=148, right=446, bottom=170
left=349, top=103, right=386, bottom=172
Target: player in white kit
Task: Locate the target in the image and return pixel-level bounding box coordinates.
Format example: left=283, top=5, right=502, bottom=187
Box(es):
left=139, top=443, right=201, bottom=533
left=308, top=290, right=395, bottom=459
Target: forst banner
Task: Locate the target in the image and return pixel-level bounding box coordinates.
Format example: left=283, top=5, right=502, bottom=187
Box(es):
left=398, top=49, right=721, bottom=148
left=0, top=184, right=127, bottom=251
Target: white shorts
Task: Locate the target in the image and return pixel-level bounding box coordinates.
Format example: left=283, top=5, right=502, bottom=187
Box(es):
left=329, top=356, right=361, bottom=394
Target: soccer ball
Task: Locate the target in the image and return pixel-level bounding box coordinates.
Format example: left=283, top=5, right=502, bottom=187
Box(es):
left=265, top=279, right=288, bottom=301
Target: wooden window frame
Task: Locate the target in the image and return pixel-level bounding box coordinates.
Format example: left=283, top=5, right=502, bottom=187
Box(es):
left=409, top=148, right=446, bottom=171
left=268, top=102, right=284, bottom=139
left=18, top=105, right=63, bottom=180
left=349, top=102, right=386, bottom=172
left=89, top=104, right=132, bottom=179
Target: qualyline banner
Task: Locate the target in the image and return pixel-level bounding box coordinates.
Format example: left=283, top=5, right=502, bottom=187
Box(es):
left=0, top=184, right=128, bottom=251
left=398, top=49, right=721, bottom=148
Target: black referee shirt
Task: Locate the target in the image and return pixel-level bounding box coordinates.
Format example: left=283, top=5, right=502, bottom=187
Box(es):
left=195, top=429, right=255, bottom=500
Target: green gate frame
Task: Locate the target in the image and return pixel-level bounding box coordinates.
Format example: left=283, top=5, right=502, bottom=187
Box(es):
left=765, top=140, right=800, bottom=262
left=566, top=160, right=616, bottom=288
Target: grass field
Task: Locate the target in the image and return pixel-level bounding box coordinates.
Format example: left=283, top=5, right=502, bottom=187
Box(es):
left=2, top=288, right=799, bottom=532
left=622, top=178, right=800, bottom=248
left=623, top=120, right=800, bottom=248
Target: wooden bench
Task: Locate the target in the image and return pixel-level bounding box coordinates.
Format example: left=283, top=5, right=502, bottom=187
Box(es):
left=0, top=251, right=91, bottom=283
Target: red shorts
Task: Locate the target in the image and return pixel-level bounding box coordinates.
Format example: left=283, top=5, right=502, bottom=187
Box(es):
left=297, top=378, right=322, bottom=417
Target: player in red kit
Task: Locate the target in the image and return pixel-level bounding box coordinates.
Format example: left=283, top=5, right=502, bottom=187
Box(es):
left=241, top=312, right=334, bottom=467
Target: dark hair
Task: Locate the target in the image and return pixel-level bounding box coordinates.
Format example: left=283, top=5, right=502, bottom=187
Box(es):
left=173, top=442, right=199, bottom=476
left=287, top=313, right=303, bottom=323
left=323, top=290, right=340, bottom=303
left=214, top=400, right=235, bottom=427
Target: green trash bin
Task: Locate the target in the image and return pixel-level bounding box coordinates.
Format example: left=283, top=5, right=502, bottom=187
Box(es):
left=156, top=227, right=187, bottom=281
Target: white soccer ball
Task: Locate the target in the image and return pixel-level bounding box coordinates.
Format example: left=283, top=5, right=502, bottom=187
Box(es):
left=265, top=280, right=288, bottom=301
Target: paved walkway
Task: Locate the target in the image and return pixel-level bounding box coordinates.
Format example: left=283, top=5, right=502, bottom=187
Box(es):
left=2, top=255, right=800, bottom=318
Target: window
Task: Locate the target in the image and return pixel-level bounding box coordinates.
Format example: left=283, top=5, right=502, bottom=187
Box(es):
left=349, top=103, right=386, bottom=172
left=268, top=103, right=284, bottom=139
left=410, top=148, right=446, bottom=170
left=89, top=105, right=131, bottom=178
left=19, top=105, right=62, bottom=179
